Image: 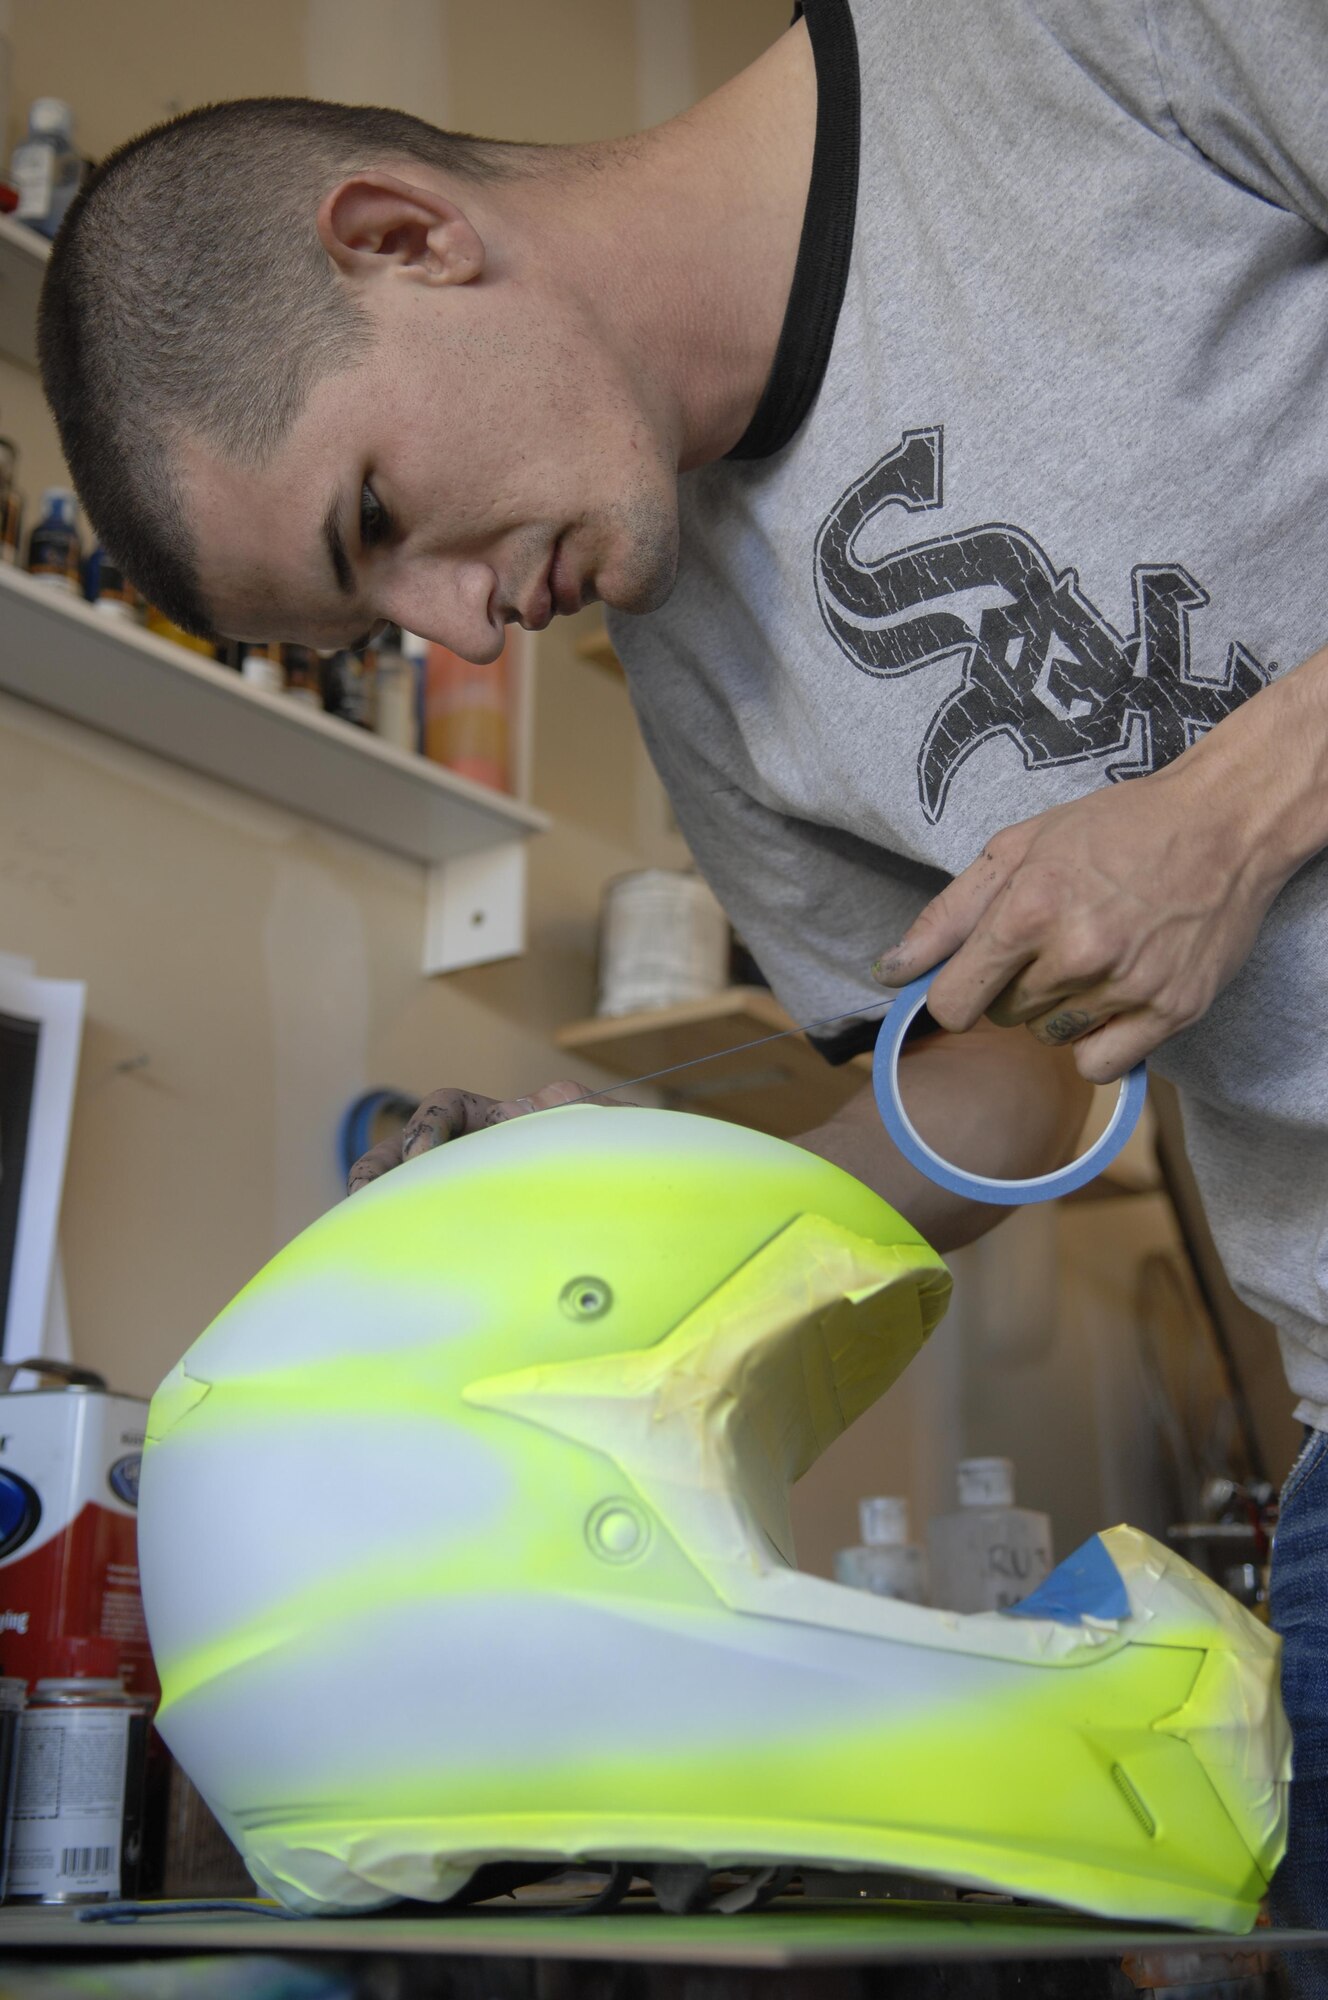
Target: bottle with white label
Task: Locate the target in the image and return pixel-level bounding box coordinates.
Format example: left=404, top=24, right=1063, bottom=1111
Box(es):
left=25, top=488, right=82, bottom=594
left=10, top=98, right=83, bottom=239
left=833, top=1495, right=927, bottom=1603
left=927, top=1458, right=1054, bottom=1614
left=373, top=625, right=422, bottom=753
left=7, top=1637, right=151, bottom=1903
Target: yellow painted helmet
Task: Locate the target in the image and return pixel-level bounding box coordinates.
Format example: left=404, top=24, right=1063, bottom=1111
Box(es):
left=139, top=1106, right=1287, bottom=1926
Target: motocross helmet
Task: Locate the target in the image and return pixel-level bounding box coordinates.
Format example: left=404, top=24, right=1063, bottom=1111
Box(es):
left=139, top=1106, right=1287, bottom=1927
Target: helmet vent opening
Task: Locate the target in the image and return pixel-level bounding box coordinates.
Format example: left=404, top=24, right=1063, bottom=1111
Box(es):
left=560, top=1277, right=613, bottom=1322
left=1111, top=1764, right=1157, bottom=1839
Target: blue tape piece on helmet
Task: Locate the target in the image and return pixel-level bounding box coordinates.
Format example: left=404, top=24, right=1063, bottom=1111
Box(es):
left=871, top=962, right=1148, bottom=1206
left=1002, top=1534, right=1132, bottom=1626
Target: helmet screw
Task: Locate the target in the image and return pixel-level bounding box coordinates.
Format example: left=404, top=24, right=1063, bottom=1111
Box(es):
left=587, top=1499, right=650, bottom=1563
left=560, top=1276, right=613, bottom=1321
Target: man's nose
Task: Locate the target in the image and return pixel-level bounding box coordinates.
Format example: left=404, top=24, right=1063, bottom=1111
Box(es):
left=386, top=560, right=503, bottom=664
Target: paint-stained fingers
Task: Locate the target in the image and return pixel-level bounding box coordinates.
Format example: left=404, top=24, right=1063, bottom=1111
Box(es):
left=346, top=1132, right=405, bottom=1195
left=488, top=1079, right=602, bottom=1121
left=348, top=1079, right=612, bottom=1197
left=402, top=1088, right=501, bottom=1158
left=871, top=839, right=1023, bottom=996
left=347, top=1086, right=500, bottom=1195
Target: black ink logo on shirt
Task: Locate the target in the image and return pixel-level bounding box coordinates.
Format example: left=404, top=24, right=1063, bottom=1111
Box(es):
left=814, top=427, right=1267, bottom=822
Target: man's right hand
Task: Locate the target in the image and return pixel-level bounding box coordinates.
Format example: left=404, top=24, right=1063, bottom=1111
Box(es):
left=347, top=1079, right=599, bottom=1195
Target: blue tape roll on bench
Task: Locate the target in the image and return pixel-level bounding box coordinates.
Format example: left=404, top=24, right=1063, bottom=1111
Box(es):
left=872, top=965, right=1148, bottom=1206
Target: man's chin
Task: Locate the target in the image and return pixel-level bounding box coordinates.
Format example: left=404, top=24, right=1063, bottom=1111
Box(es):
left=599, top=524, right=680, bottom=618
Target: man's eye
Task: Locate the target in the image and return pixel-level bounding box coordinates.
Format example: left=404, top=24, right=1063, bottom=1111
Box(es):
left=359, top=482, right=391, bottom=550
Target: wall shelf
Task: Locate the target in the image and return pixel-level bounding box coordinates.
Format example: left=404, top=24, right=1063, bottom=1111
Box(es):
left=0, top=218, right=545, bottom=970
left=0, top=565, right=548, bottom=971
left=555, top=986, right=870, bottom=1138
left=0, top=213, right=47, bottom=372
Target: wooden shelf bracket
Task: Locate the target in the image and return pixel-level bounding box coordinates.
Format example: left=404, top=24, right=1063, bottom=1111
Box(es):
left=424, top=840, right=528, bottom=974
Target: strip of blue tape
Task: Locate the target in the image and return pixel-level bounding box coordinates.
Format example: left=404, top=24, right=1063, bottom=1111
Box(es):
left=1003, top=1534, right=1132, bottom=1625
left=872, top=964, right=1147, bottom=1206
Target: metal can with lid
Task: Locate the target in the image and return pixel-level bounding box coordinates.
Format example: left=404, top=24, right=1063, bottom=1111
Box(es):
left=596, top=869, right=731, bottom=1017
left=7, top=1637, right=151, bottom=1903
left=0, top=1679, right=26, bottom=1898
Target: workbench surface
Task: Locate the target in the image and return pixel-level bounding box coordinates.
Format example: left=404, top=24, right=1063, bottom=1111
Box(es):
left=0, top=1897, right=1318, bottom=1967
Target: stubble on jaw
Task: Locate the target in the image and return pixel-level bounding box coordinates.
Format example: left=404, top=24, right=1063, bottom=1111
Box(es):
left=600, top=451, right=682, bottom=616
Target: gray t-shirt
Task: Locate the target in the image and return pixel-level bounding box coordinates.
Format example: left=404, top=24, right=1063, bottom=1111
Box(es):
left=608, top=0, right=1328, bottom=1424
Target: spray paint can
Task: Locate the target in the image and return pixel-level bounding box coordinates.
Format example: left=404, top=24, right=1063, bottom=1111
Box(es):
left=0, top=1361, right=156, bottom=1701
left=7, top=1637, right=151, bottom=1902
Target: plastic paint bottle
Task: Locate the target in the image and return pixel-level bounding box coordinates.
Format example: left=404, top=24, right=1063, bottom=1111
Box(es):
left=372, top=625, right=420, bottom=753
left=0, top=439, right=23, bottom=566
left=83, top=548, right=139, bottom=623
left=7, top=1638, right=152, bottom=1904
left=834, top=1496, right=927, bottom=1603
left=10, top=99, right=82, bottom=239
left=927, top=1458, right=1054, bottom=1614
left=239, top=646, right=283, bottom=696
left=143, top=605, right=216, bottom=659
left=280, top=644, right=323, bottom=712
left=25, top=489, right=81, bottom=594
left=322, top=647, right=376, bottom=730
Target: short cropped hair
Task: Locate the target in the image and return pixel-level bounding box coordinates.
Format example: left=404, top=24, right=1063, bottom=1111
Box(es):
left=39, top=99, right=529, bottom=636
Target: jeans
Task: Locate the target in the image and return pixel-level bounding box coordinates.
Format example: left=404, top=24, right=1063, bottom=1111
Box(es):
left=1271, top=1425, right=1328, bottom=1995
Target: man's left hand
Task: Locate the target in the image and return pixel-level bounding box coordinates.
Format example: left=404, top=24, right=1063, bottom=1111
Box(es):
left=870, top=753, right=1290, bottom=1083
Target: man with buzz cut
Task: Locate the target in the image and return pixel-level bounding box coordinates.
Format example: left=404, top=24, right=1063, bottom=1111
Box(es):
left=35, top=0, right=1328, bottom=1967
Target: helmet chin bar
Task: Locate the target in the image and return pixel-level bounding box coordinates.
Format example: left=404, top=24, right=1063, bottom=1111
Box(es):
left=466, top=1211, right=949, bottom=1593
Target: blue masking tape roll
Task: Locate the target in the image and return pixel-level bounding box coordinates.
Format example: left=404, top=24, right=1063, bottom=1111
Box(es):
left=872, top=965, right=1148, bottom=1206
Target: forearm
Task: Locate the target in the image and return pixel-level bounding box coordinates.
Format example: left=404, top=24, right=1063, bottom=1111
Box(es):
left=1182, top=638, right=1328, bottom=885
left=794, top=1021, right=1092, bottom=1251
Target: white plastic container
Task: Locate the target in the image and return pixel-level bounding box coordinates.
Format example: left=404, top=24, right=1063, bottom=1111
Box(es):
left=240, top=649, right=283, bottom=697
left=596, top=870, right=729, bottom=1017
left=833, top=1495, right=927, bottom=1603
left=927, top=1458, right=1053, bottom=1614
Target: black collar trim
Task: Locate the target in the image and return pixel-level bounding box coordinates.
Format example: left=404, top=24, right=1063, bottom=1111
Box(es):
left=726, top=0, right=861, bottom=462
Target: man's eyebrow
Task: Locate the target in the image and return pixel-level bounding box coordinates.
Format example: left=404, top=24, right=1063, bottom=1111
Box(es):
left=322, top=490, right=354, bottom=597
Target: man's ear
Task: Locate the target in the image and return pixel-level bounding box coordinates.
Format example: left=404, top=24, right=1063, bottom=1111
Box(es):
left=316, top=171, right=485, bottom=287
